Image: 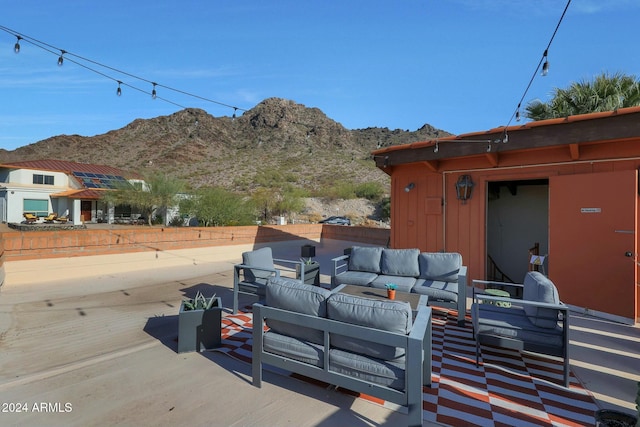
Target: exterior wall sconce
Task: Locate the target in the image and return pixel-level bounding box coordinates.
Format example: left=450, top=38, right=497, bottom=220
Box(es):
left=404, top=182, right=415, bottom=192
left=455, top=175, right=474, bottom=204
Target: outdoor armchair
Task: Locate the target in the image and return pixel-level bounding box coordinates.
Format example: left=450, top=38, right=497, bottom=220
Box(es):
left=471, top=272, right=570, bottom=386
left=232, top=247, right=304, bottom=314
left=23, top=213, right=38, bottom=223
left=43, top=213, right=58, bottom=223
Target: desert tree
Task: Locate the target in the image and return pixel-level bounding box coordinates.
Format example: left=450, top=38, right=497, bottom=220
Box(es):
left=526, top=72, right=640, bottom=121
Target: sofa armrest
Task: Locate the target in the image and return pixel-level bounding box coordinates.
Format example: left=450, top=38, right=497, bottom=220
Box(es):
left=409, top=305, right=432, bottom=386
left=234, top=263, right=280, bottom=282
left=273, top=258, right=304, bottom=278
left=331, top=254, right=350, bottom=287
left=455, top=265, right=468, bottom=326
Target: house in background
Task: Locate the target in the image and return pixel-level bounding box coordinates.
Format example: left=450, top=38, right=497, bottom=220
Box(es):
left=372, top=106, right=640, bottom=325
left=0, top=159, right=140, bottom=225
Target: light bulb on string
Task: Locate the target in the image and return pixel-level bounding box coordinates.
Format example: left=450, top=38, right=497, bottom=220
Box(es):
left=541, top=50, right=549, bottom=76
left=232, top=107, right=238, bottom=120
left=14, top=36, right=21, bottom=53
left=116, top=81, right=122, bottom=97
left=57, top=50, right=66, bottom=66
left=516, top=103, right=521, bottom=122
left=151, top=82, right=157, bottom=99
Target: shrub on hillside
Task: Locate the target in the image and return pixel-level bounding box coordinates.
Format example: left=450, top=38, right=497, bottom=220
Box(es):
left=354, top=182, right=384, bottom=201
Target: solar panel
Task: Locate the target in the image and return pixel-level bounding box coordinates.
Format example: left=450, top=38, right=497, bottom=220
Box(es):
left=72, top=170, right=128, bottom=189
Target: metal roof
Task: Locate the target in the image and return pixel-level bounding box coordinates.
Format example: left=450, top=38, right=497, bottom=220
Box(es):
left=0, top=159, right=132, bottom=177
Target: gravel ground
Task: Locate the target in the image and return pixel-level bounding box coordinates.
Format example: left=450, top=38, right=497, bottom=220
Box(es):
left=301, top=197, right=385, bottom=226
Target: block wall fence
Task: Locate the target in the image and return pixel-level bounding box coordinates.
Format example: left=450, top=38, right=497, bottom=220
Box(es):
left=0, top=224, right=391, bottom=261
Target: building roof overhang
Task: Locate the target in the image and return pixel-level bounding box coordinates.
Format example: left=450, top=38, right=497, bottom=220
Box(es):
left=50, top=189, right=106, bottom=200
left=372, top=106, right=640, bottom=174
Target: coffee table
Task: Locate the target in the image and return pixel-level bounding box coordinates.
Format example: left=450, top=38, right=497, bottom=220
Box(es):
left=335, top=284, right=428, bottom=313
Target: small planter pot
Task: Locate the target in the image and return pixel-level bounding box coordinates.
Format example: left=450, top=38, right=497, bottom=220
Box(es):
left=387, top=289, right=396, bottom=300
left=178, top=297, right=222, bottom=353
left=297, top=262, right=320, bottom=286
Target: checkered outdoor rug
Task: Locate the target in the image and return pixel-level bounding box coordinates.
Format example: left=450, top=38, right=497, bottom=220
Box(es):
left=215, top=309, right=598, bottom=426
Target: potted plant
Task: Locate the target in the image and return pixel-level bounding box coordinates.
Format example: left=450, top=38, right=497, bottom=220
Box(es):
left=386, top=283, right=397, bottom=300
left=178, top=291, right=222, bottom=353
left=297, top=258, right=320, bottom=286
left=593, top=382, right=639, bottom=426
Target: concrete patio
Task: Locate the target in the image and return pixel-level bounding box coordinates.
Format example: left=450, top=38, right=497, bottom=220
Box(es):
left=0, top=239, right=638, bottom=426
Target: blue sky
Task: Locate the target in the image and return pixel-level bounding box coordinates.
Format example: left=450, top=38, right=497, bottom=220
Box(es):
left=1, top=0, right=638, bottom=151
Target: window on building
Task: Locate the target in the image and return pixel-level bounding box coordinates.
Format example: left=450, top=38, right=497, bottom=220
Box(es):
left=23, top=199, right=49, bottom=217
left=114, top=204, right=132, bottom=218
left=33, top=174, right=54, bottom=185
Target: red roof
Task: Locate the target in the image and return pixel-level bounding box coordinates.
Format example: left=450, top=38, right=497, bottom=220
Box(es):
left=372, top=105, right=640, bottom=156
left=50, top=189, right=107, bottom=200
left=0, top=159, right=133, bottom=177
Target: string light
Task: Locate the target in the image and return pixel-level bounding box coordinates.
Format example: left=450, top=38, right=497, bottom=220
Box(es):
left=505, top=0, right=571, bottom=129
left=0, top=25, right=246, bottom=118
left=433, top=140, right=439, bottom=153
left=57, top=49, right=66, bottom=66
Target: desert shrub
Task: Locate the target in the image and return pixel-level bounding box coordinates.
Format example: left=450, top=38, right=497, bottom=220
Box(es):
left=378, top=197, right=391, bottom=221
left=307, top=213, right=323, bottom=223
left=322, top=181, right=357, bottom=200
left=354, top=182, right=384, bottom=201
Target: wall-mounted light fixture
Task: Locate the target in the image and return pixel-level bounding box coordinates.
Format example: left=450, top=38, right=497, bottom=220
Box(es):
left=455, top=175, right=474, bottom=204
left=404, top=182, right=415, bottom=193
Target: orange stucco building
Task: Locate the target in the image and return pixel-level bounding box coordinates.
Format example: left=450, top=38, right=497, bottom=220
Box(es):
left=373, top=106, right=640, bottom=324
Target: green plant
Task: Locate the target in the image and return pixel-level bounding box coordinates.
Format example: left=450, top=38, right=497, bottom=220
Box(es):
left=182, top=291, right=217, bottom=311
left=385, top=283, right=397, bottom=290
left=300, top=257, right=316, bottom=265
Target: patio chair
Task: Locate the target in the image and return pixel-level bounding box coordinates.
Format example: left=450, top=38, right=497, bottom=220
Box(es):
left=471, top=271, right=570, bottom=386
left=233, top=247, right=304, bottom=314
left=23, top=213, right=38, bottom=223
left=43, top=213, right=58, bottom=223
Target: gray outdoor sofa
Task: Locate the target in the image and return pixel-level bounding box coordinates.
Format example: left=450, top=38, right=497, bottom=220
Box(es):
left=332, top=246, right=467, bottom=325
left=252, top=277, right=432, bottom=427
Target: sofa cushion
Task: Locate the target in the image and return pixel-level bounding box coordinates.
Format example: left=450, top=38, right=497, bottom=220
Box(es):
left=334, top=270, right=378, bottom=287
left=380, top=248, right=420, bottom=277
left=370, top=275, right=416, bottom=293
left=329, top=348, right=405, bottom=390
left=472, top=304, right=564, bottom=353
left=265, top=277, right=332, bottom=343
left=242, top=247, right=275, bottom=282
left=523, top=272, right=561, bottom=329
left=327, top=293, right=412, bottom=360
left=263, top=331, right=324, bottom=367
left=413, top=278, right=458, bottom=303
left=348, top=246, right=383, bottom=273
left=418, top=252, right=462, bottom=282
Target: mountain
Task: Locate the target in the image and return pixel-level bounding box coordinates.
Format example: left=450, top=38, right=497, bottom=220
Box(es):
left=0, top=98, right=450, bottom=192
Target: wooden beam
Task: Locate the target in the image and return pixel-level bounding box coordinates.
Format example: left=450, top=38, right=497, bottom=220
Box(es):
left=421, top=160, right=439, bottom=172
left=484, top=152, right=499, bottom=167
left=569, top=143, right=580, bottom=160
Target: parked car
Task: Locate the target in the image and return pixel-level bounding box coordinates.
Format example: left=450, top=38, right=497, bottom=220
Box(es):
left=319, top=216, right=351, bottom=225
